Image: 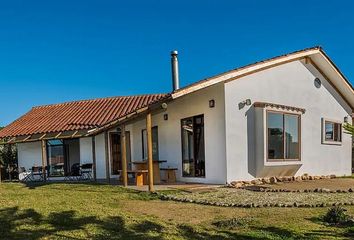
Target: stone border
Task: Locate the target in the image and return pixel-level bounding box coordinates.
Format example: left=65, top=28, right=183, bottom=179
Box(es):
left=156, top=193, right=354, bottom=208
left=246, top=187, right=353, bottom=193
left=228, top=174, right=337, bottom=189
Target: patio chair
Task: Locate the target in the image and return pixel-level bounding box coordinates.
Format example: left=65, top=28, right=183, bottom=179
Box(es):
left=19, top=167, right=34, bottom=182
left=64, top=163, right=81, bottom=181
left=31, top=166, right=44, bottom=181
left=80, top=163, right=93, bottom=181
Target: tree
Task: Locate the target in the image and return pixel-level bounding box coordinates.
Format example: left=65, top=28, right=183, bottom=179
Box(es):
left=343, top=123, right=354, bottom=136
left=0, top=144, right=18, bottom=181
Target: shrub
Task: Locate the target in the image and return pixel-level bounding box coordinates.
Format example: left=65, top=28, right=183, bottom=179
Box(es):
left=323, top=206, right=351, bottom=225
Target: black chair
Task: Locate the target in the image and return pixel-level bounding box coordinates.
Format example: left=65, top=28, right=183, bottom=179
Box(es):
left=80, top=163, right=93, bottom=180
left=32, top=166, right=44, bottom=181
left=64, top=163, right=81, bottom=181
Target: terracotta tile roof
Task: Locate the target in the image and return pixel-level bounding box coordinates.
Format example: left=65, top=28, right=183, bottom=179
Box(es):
left=0, top=94, right=168, bottom=138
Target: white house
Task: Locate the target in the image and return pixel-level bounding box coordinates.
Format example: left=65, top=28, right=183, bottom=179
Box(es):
left=0, top=46, right=353, bottom=184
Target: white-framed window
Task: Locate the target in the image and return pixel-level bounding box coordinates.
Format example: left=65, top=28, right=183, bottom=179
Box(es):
left=322, top=118, right=342, bottom=145
left=266, top=110, right=301, bottom=161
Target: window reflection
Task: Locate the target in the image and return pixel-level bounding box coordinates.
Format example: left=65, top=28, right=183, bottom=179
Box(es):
left=47, top=140, right=65, bottom=176
left=267, top=112, right=300, bottom=160
left=267, top=112, right=284, bottom=159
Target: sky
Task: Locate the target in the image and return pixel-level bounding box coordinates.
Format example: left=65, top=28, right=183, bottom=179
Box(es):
left=0, top=0, right=353, bottom=125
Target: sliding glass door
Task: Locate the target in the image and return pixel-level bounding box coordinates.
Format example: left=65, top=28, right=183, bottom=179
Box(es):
left=47, top=140, right=65, bottom=177
left=47, top=139, right=80, bottom=177
left=181, top=115, right=205, bottom=177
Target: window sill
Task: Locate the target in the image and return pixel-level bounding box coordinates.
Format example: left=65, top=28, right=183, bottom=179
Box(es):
left=322, top=141, right=342, bottom=146
left=182, top=176, right=206, bottom=178
left=264, top=160, right=302, bottom=167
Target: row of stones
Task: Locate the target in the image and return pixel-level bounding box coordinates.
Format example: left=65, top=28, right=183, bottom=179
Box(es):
left=228, top=174, right=337, bottom=188
left=157, top=194, right=354, bottom=208
left=249, top=187, right=353, bottom=193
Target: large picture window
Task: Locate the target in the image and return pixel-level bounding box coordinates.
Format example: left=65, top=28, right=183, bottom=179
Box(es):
left=181, top=115, right=205, bottom=177
left=267, top=111, right=300, bottom=161
left=322, top=119, right=342, bottom=144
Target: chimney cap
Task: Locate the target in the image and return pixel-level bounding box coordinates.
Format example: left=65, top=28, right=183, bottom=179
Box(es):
left=171, top=50, right=178, bottom=55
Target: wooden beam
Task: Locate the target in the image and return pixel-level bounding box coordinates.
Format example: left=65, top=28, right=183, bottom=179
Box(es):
left=54, top=132, right=62, bottom=139
left=7, top=137, right=16, bottom=144
left=41, top=140, right=47, bottom=181
left=22, top=135, right=32, bottom=142
left=71, top=130, right=79, bottom=138
left=104, top=131, right=110, bottom=183
left=120, top=125, right=128, bottom=187
left=305, top=57, right=310, bottom=64
left=39, top=133, right=47, bottom=140
left=92, top=136, right=97, bottom=182
left=146, top=112, right=154, bottom=192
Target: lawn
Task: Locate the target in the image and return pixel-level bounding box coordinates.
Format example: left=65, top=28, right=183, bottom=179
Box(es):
left=0, top=182, right=353, bottom=239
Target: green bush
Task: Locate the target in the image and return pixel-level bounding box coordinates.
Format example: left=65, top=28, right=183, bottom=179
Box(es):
left=323, top=206, right=351, bottom=225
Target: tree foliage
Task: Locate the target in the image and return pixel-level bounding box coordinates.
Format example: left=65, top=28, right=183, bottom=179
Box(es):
left=0, top=126, right=18, bottom=180
left=0, top=144, right=17, bottom=167
left=343, top=123, right=354, bottom=136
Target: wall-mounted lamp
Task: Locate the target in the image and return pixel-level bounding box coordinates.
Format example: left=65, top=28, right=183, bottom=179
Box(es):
left=344, top=116, right=349, bottom=123
left=163, top=113, right=168, bottom=121
left=161, top=103, right=168, bottom=110
left=209, top=99, right=215, bottom=108
left=314, top=77, right=322, bottom=88
left=238, top=99, right=252, bottom=110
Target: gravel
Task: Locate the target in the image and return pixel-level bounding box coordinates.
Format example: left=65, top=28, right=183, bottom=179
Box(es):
left=161, top=187, right=354, bottom=207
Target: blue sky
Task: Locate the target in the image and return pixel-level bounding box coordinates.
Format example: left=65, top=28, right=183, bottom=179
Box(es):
left=0, top=0, right=353, bottom=125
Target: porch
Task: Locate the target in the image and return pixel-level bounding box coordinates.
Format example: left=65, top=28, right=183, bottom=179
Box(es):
left=14, top=112, right=179, bottom=191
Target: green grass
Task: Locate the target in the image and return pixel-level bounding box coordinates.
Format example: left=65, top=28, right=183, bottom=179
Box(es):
left=0, top=182, right=353, bottom=239
left=341, top=174, right=354, bottom=179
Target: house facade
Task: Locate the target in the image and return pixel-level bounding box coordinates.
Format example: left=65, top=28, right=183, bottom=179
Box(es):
left=0, top=47, right=353, bottom=184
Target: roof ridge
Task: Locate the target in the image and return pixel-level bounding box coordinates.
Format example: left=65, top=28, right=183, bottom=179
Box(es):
left=32, top=93, right=168, bottom=109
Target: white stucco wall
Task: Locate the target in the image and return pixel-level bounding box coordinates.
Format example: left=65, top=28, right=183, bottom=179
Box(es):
left=225, top=60, right=352, bottom=182
left=94, top=133, right=107, bottom=179
left=79, top=137, right=93, bottom=164
left=124, top=83, right=227, bottom=184
left=17, top=142, right=42, bottom=171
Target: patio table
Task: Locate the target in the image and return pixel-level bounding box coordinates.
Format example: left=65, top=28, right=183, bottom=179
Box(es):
left=131, top=160, right=167, bottom=184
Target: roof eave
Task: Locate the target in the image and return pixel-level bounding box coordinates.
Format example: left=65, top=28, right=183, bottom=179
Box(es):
left=171, top=48, right=321, bottom=99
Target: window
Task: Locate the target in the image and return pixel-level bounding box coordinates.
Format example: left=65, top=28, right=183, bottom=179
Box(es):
left=47, top=139, right=65, bottom=176
left=267, top=111, right=300, bottom=161
left=181, top=115, right=205, bottom=177
left=142, top=126, right=159, bottom=160
left=322, top=119, right=342, bottom=144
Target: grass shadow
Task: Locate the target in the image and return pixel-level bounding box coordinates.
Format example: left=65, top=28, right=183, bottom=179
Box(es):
left=1, top=206, right=353, bottom=239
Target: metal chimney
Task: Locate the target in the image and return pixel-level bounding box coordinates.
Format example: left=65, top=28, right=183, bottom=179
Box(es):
left=171, top=50, right=180, bottom=91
